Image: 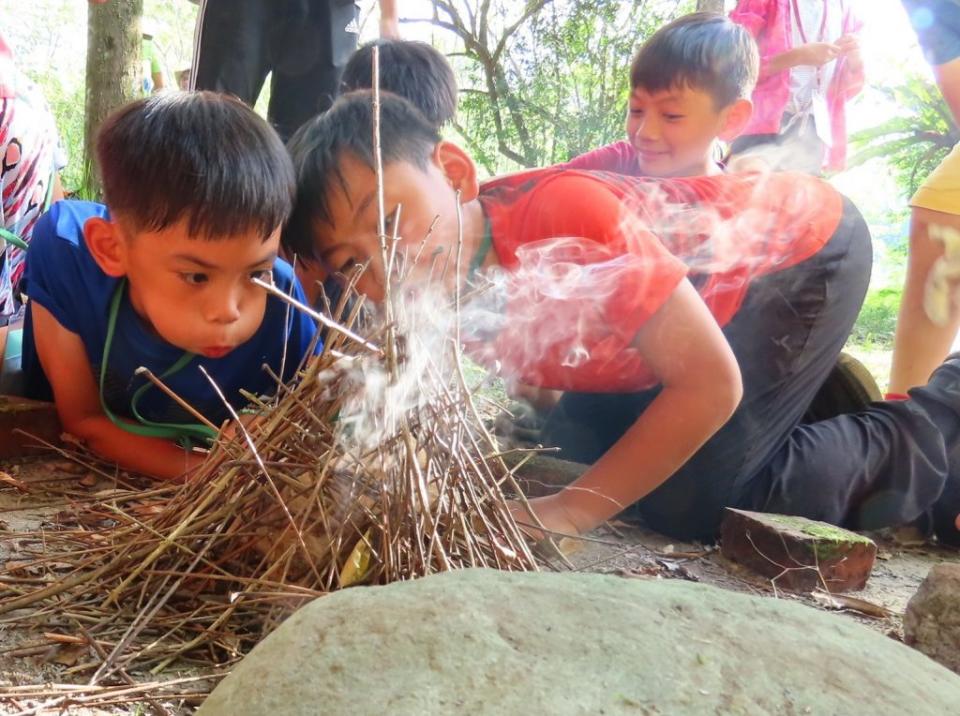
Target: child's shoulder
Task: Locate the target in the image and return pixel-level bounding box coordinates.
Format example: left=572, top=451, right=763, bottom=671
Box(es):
left=32, top=200, right=108, bottom=256
left=26, top=200, right=116, bottom=334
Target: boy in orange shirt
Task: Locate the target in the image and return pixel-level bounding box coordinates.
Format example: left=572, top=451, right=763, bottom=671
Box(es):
left=284, top=91, right=960, bottom=544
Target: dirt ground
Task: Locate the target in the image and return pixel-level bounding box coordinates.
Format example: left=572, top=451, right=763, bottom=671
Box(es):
left=0, top=453, right=956, bottom=714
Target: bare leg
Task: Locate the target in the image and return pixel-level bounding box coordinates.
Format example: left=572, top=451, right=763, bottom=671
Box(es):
left=889, top=207, right=960, bottom=394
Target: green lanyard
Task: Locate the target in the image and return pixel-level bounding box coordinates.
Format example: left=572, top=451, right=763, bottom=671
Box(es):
left=99, top=280, right=218, bottom=447
left=467, top=217, right=493, bottom=279
left=0, top=228, right=28, bottom=251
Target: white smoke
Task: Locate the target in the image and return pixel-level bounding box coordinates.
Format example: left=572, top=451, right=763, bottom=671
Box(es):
left=332, top=283, right=458, bottom=454
left=460, top=170, right=838, bottom=392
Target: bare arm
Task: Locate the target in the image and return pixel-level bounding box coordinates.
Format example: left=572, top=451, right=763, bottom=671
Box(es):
left=523, top=280, right=743, bottom=536
left=765, top=42, right=841, bottom=74
left=934, top=57, right=960, bottom=126
left=889, top=207, right=960, bottom=394
left=32, top=303, right=205, bottom=481
left=378, top=0, right=400, bottom=39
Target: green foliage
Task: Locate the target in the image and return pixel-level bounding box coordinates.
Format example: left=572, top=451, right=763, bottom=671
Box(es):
left=850, top=286, right=902, bottom=349
left=0, top=0, right=197, bottom=195
left=850, top=74, right=958, bottom=198
left=31, top=74, right=87, bottom=196
left=433, top=0, right=694, bottom=174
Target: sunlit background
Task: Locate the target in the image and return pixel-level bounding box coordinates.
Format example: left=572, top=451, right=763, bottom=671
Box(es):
left=0, top=0, right=947, bottom=383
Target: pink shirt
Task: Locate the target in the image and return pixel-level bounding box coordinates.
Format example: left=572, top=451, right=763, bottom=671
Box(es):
left=730, top=0, right=864, bottom=171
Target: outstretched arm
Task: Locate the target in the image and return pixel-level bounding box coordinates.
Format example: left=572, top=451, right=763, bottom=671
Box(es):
left=31, top=303, right=206, bottom=481
left=521, top=279, right=743, bottom=537
left=378, top=0, right=400, bottom=39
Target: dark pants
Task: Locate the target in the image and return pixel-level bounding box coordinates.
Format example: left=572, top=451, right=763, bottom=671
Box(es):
left=191, top=0, right=360, bottom=141
left=543, top=198, right=960, bottom=541
left=730, top=113, right=826, bottom=176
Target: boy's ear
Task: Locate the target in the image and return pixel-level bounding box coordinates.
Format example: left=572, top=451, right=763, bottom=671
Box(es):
left=718, top=98, right=754, bottom=142
left=433, top=141, right=479, bottom=203
left=83, top=217, right=127, bottom=278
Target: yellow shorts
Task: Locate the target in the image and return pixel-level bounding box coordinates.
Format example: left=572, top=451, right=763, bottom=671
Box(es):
left=911, top=142, right=960, bottom=215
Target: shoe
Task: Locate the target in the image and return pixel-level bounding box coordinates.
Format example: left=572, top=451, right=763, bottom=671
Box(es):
left=802, top=351, right=882, bottom=423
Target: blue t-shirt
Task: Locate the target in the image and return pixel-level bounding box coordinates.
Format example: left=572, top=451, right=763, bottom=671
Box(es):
left=22, top=200, right=319, bottom=428
left=903, top=0, right=960, bottom=66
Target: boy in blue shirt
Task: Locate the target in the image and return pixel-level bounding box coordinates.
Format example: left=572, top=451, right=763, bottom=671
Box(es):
left=22, top=92, right=318, bottom=482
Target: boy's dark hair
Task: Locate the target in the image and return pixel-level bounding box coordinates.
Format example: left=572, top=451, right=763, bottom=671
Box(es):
left=96, top=91, right=294, bottom=240
left=284, top=90, right=440, bottom=262
left=340, top=39, right=457, bottom=128
left=630, top=12, right=759, bottom=108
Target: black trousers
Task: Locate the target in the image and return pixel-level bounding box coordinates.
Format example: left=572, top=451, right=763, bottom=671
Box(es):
left=542, top=198, right=960, bottom=541
left=191, top=0, right=360, bottom=141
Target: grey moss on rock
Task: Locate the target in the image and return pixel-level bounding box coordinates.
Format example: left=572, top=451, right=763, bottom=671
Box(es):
left=199, top=569, right=959, bottom=716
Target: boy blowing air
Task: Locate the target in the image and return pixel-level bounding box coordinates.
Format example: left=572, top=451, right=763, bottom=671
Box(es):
left=22, top=93, right=318, bottom=482
left=295, top=37, right=460, bottom=309
left=285, top=91, right=960, bottom=545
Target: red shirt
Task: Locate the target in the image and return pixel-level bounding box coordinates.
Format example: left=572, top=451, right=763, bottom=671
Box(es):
left=562, top=140, right=642, bottom=175
left=560, top=139, right=726, bottom=177
left=469, top=168, right=843, bottom=392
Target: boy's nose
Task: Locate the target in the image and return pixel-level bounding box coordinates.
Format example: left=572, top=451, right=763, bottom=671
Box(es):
left=205, top=289, right=242, bottom=324
left=636, top=116, right=660, bottom=141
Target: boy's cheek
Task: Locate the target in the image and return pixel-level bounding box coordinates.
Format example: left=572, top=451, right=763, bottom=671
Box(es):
left=356, top=273, right=386, bottom=302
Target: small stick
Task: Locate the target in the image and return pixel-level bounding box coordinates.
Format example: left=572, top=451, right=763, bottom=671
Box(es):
left=134, top=367, right=219, bottom=432
left=251, top=276, right=381, bottom=354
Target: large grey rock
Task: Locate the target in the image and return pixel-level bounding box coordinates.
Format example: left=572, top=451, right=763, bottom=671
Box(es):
left=199, top=569, right=960, bottom=716
left=905, top=562, right=960, bottom=674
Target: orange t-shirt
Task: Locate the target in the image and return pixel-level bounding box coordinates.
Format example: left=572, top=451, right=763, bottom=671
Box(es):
left=467, top=168, right=844, bottom=392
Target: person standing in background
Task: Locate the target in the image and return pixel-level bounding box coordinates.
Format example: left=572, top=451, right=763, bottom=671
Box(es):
left=0, top=33, right=65, bottom=392
left=141, top=19, right=171, bottom=95
left=889, top=1, right=960, bottom=396
left=728, top=0, right=864, bottom=174
left=190, top=0, right=400, bottom=141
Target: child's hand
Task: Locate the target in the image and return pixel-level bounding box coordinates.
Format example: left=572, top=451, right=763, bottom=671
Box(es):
left=726, top=154, right=771, bottom=174
left=836, top=34, right=860, bottom=55
left=797, top=41, right=841, bottom=66
left=836, top=34, right=863, bottom=71
left=219, top=412, right=264, bottom=442
left=509, top=494, right=585, bottom=542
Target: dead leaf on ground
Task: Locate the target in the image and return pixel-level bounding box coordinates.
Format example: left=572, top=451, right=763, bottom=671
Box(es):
left=47, top=643, right=88, bottom=667
left=79, top=473, right=98, bottom=487
left=810, top=590, right=895, bottom=619
left=49, top=460, right=87, bottom=475
left=59, top=432, right=85, bottom=448
left=0, top=471, right=28, bottom=493
left=3, top=560, right=40, bottom=574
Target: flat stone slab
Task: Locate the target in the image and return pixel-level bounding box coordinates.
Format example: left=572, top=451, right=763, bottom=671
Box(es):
left=720, top=508, right=877, bottom=592
left=0, top=396, right=60, bottom=460
left=198, top=569, right=960, bottom=716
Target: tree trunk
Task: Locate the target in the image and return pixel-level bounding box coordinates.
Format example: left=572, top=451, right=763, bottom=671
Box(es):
left=83, top=0, right=143, bottom=198
left=697, top=0, right=726, bottom=13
